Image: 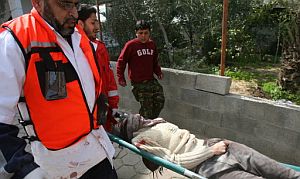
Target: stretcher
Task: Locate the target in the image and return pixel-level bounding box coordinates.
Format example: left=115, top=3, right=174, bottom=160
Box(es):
left=108, top=133, right=207, bottom=179
left=16, top=101, right=300, bottom=177
left=281, top=163, right=300, bottom=172
left=108, top=133, right=300, bottom=179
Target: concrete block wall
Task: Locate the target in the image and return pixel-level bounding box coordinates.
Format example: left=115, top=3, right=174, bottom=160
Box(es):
left=111, top=62, right=300, bottom=165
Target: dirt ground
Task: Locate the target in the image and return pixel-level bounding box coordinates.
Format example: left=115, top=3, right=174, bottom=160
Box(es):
left=230, top=79, right=257, bottom=96
left=229, top=66, right=280, bottom=98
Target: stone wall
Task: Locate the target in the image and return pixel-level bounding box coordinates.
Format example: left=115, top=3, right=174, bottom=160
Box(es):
left=0, top=0, right=11, bottom=24
left=112, top=62, right=300, bottom=165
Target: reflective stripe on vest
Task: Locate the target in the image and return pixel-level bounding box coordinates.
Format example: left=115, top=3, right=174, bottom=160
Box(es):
left=108, top=90, right=118, bottom=97
left=25, top=41, right=57, bottom=54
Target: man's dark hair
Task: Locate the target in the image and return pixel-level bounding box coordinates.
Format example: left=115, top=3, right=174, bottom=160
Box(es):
left=135, top=20, right=151, bottom=31
left=78, top=4, right=97, bottom=22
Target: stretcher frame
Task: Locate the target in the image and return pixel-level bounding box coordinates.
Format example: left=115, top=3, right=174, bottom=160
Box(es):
left=16, top=101, right=300, bottom=178
left=108, top=133, right=207, bottom=179
left=108, top=133, right=300, bottom=179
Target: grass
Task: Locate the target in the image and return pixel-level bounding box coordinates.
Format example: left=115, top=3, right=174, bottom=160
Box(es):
left=262, top=82, right=300, bottom=105
left=214, top=62, right=300, bottom=105
left=165, top=53, right=300, bottom=105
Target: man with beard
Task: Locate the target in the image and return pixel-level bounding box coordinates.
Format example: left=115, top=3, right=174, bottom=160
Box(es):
left=0, top=0, right=117, bottom=178
left=78, top=5, right=120, bottom=132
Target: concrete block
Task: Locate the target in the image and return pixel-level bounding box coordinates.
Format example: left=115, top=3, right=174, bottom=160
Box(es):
left=242, top=97, right=266, bottom=121
left=269, top=144, right=300, bottom=165
left=0, top=1, right=10, bottom=24
left=165, top=99, right=194, bottom=119
left=180, top=119, right=199, bottom=135
left=236, top=135, right=281, bottom=159
left=164, top=68, right=198, bottom=90
left=284, top=109, right=300, bottom=131
left=237, top=135, right=300, bottom=165
left=254, top=122, right=300, bottom=148
left=163, top=85, right=182, bottom=101
left=160, top=67, right=171, bottom=86
left=195, top=73, right=232, bottom=95
left=261, top=103, right=300, bottom=132
left=263, top=104, right=290, bottom=127
left=163, top=111, right=186, bottom=125
left=209, top=94, right=245, bottom=114
left=8, top=0, right=24, bottom=18
left=180, top=88, right=210, bottom=108
left=111, top=61, right=129, bottom=82
left=163, top=116, right=209, bottom=140
left=207, top=93, right=226, bottom=112
left=192, top=107, right=222, bottom=127
left=158, top=107, right=168, bottom=118
left=221, top=113, right=259, bottom=135
left=191, top=121, right=210, bottom=139
left=199, top=123, right=238, bottom=141
left=291, top=148, right=300, bottom=165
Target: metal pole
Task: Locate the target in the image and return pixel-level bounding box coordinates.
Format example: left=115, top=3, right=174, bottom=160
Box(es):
left=281, top=163, right=300, bottom=172
left=96, top=0, right=103, bottom=41
left=108, top=133, right=207, bottom=179
left=220, top=0, right=229, bottom=76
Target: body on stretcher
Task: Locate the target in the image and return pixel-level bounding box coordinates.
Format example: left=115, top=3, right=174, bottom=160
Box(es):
left=108, top=133, right=300, bottom=179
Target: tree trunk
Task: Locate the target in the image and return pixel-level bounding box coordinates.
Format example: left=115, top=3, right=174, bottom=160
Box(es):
left=124, top=0, right=137, bottom=20
left=279, top=46, right=300, bottom=93
left=278, top=12, right=300, bottom=93
left=157, top=19, right=173, bottom=65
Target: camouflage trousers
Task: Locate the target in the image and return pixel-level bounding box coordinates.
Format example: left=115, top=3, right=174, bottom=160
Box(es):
left=131, top=79, right=165, bottom=119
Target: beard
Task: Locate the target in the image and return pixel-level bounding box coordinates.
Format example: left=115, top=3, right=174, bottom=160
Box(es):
left=42, top=1, right=76, bottom=37
left=83, top=26, right=96, bottom=41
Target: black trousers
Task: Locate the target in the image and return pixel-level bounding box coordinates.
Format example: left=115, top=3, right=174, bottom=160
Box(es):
left=79, top=158, right=118, bottom=179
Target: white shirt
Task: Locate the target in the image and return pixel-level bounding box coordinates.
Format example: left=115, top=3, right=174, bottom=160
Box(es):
left=0, top=23, right=115, bottom=178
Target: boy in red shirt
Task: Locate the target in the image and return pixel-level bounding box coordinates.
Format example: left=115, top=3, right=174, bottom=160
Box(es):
left=117, top=20, right=165, bottom=119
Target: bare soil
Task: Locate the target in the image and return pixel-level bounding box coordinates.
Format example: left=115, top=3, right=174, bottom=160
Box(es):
left=229, top=66, right=280, bottom=98
left=230, top=79, right=257, bottom=96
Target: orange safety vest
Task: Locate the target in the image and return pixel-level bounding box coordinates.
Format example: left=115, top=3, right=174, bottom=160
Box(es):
left=1, top=9, right=102, bottom=150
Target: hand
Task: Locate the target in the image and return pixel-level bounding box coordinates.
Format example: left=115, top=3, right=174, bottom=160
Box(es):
left=211, top=140, right=230, bottom=155
left=141, top=116, right=166, bottom=128
left=24, top=167, right=50, bottom=179
left=157, top=73, right=163, bottom=80
left=118, top=79, right=127, bottom=87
